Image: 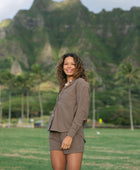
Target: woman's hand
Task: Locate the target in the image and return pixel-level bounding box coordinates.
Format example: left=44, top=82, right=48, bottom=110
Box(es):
left=61, top=136, right=72, bottom=150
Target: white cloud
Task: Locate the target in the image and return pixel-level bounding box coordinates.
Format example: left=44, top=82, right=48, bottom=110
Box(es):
left=81, top=0, right=140, bottom=13
left=0, top=0, right=34, bottom=22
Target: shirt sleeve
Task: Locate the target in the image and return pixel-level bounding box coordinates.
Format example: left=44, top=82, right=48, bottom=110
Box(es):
left=67, top=79, right=90, bottom=138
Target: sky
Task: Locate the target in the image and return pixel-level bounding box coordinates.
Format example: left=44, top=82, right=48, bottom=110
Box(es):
left=0, top=0, right=140, bottom=23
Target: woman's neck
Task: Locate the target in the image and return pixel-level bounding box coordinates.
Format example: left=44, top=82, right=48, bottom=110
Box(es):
left=67, top=76, right=74, bottom=83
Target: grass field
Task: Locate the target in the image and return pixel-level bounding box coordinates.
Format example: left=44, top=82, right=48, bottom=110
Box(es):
left=0, top=128, right=139, bottom=170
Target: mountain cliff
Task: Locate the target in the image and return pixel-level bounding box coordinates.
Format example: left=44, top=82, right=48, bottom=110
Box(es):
left=0, top=0, right=140, bottom=72
left=0, top=0, right=140, bottom=124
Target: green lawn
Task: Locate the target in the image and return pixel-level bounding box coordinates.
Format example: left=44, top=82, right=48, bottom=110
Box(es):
left=0, top=128, right=139, bottom=170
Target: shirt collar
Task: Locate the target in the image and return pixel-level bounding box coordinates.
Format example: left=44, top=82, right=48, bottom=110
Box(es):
left=64, top=78, right=76, bottom=89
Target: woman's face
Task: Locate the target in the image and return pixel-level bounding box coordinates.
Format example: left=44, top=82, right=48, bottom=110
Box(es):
left=63, top=56, right=76, bottom=78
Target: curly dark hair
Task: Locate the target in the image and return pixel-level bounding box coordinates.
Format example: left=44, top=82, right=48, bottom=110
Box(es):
left=56, top=53, right=88, bottom=90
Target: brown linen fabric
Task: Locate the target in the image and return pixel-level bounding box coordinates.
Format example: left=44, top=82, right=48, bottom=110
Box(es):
left=49, top=131, right=85, bottom=154
left=48, top=78, right=90, bottom=139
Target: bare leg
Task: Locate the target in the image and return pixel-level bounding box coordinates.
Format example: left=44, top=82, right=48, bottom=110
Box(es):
left=67, top=152, right=83, bottom=170
left=50, top=150, right=66, bottom=170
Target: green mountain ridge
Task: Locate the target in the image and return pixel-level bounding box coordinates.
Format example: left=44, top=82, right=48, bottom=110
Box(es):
left=0, top=0, right=140, bottom=81
left=0, top=0, right=140, bottom=70
left=0, top=0, right=140, bottom=125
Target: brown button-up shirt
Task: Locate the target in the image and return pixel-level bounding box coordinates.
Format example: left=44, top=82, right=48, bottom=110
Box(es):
left=48, top=78, right=90, bottom=139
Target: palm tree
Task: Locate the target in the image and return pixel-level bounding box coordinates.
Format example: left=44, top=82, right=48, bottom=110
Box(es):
left=116, top=62, right=140, bottom=130
left=24, top=72, right=34, bottom=124
left=31, top=64, right=47, bottom=126
left=0, top=74, right=3, bottom=124
left=2, top=71, right=15, bottom=127
left=15, top=74, right=26, bottom=123
left=88, top=71, right=96, bottom=128
left=87, top=71, right=97, bottom=128
left=88, top=70, right=103, bottom=128
left=15, top=72, right=33, bottom=124
left=0, top=85, right=2, bottom=124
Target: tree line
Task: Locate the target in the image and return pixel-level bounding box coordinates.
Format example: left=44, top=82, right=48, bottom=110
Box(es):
left=0, top=61, right=139, bottom=130
left=0, top=64, right=46, bottom=127
left=88, top=61, right=139, bottom=130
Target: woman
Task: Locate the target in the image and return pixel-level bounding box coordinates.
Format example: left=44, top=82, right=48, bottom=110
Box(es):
left=48, top=53, right=90, bottom=170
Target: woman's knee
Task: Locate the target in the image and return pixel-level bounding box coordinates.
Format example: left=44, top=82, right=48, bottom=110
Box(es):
left=52, top=164, right=66, bottom=170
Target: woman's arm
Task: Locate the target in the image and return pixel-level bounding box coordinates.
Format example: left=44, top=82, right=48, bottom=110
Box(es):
left=67, top=79, right=90, bottom=138
left=61, top=79, right=90, bottom=150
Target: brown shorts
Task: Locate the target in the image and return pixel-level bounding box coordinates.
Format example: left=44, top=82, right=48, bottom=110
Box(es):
left=49, top=131, right=85, bottom=155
